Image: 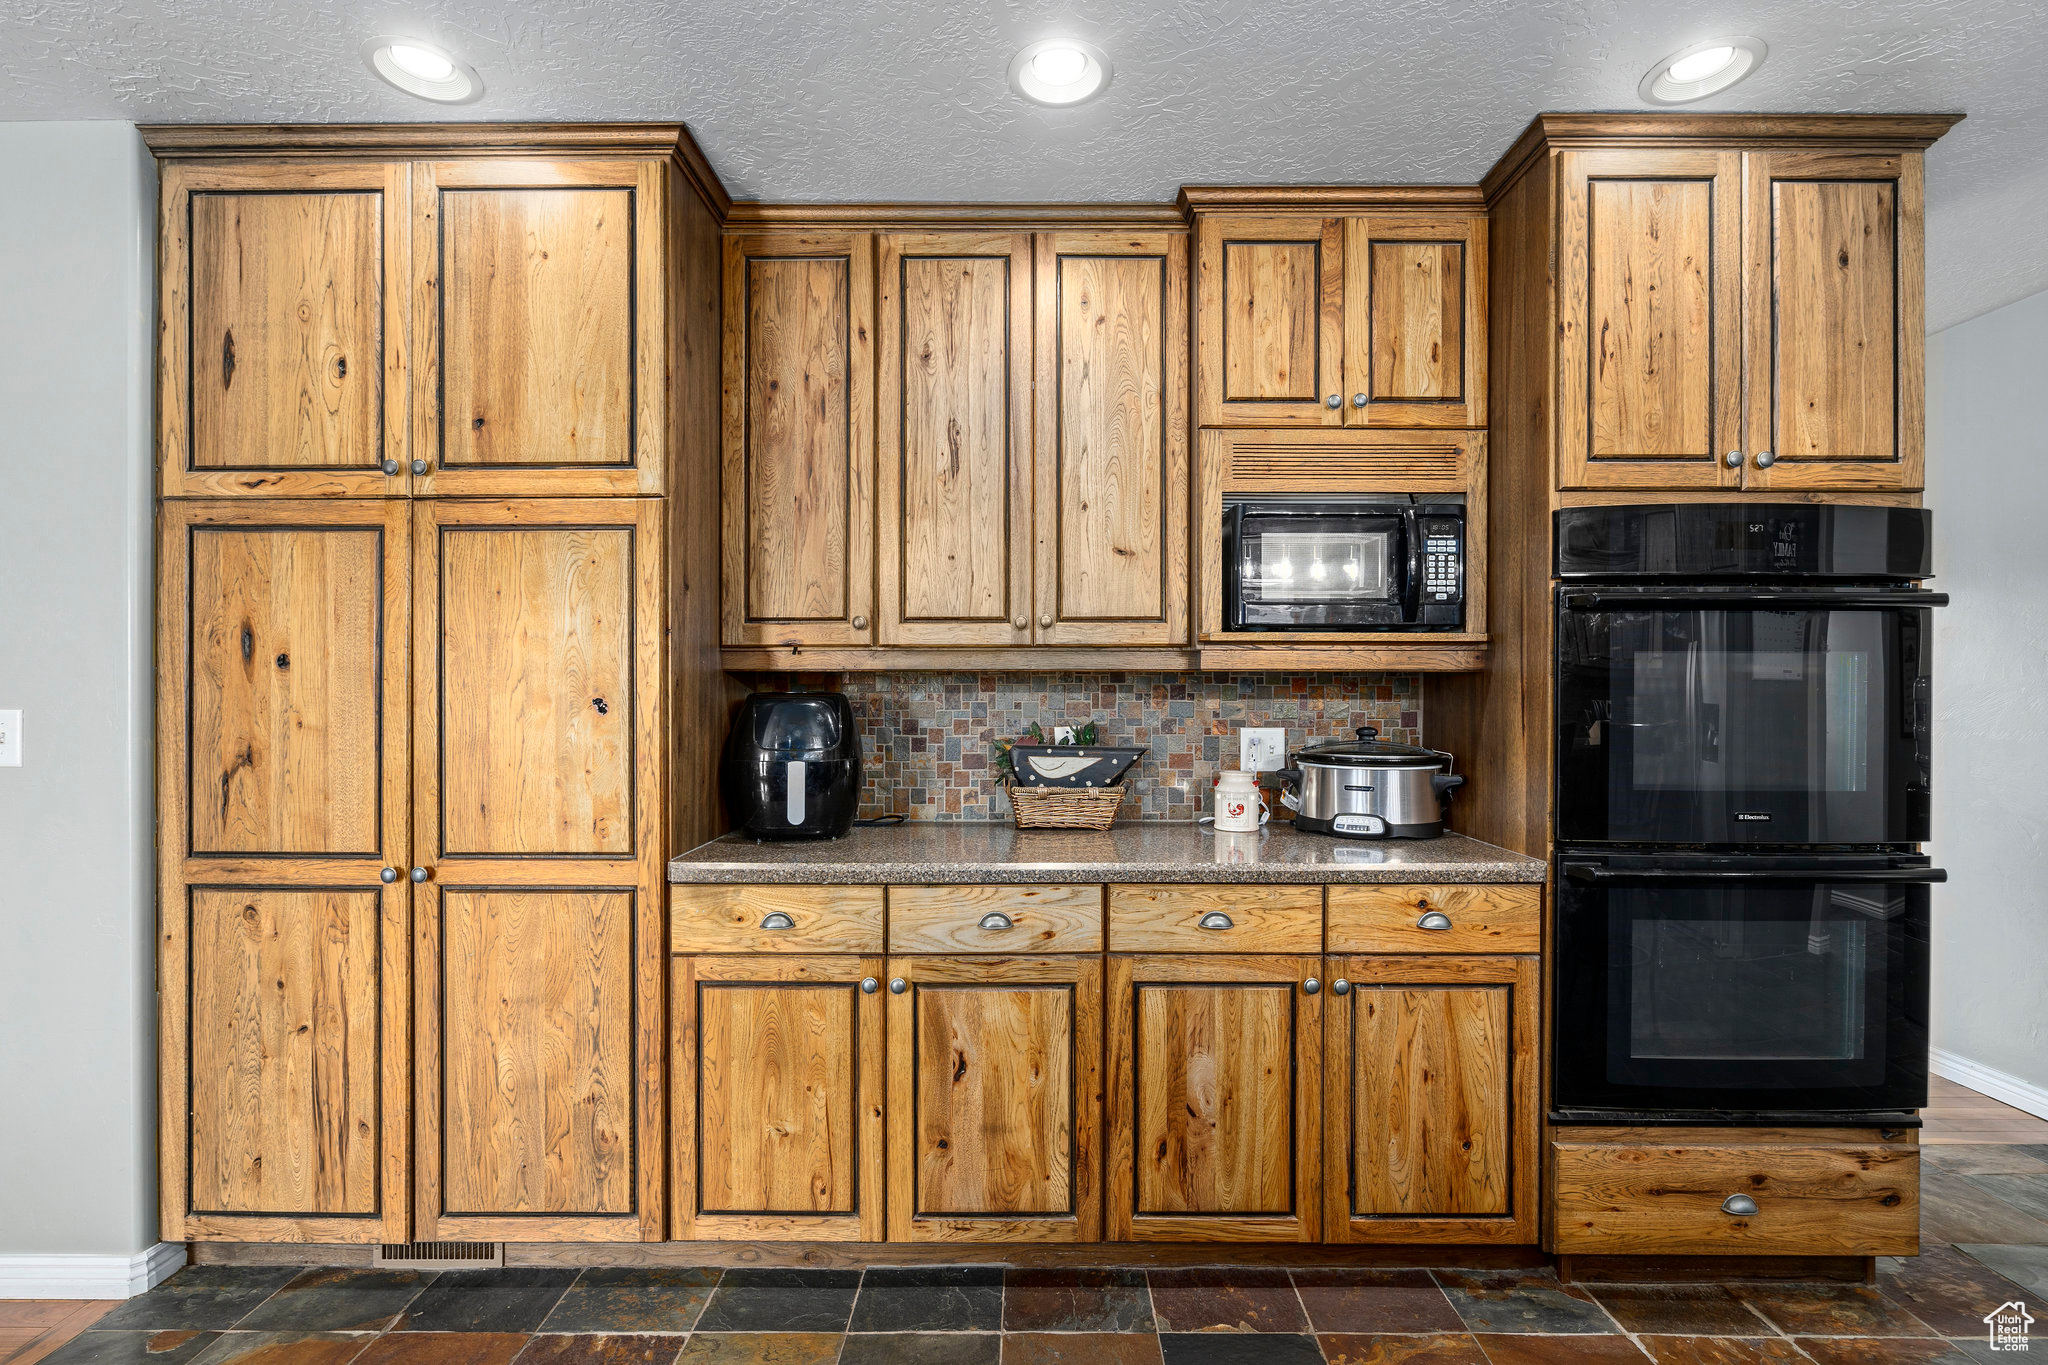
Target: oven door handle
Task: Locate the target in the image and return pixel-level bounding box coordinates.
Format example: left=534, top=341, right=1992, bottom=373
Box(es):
left=1564, top=865, right=1948, bottom=885
left=1562, top=590, right=1948, bottom=611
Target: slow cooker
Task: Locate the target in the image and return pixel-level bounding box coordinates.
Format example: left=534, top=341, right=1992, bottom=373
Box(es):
left=1278, top=726, right=1465, bottom=839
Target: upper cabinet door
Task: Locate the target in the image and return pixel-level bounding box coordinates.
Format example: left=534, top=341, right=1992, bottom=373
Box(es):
left=160, top=163, right=410, bottom=498
left=877, top=232, right=1033, bottom=647
left=1033, top=230, right=1190, bottom=646
left=1556, top=150, right=1744, bottom=490
left=412, top=161, right=666, bottom=497
left=1745, top=151, right=1923, bottom=492
left=1197, top=216, right=1345, bottom=427
left=1343, top=214, right=1487, bottom=428
left=723, top=231, right=877, bottom=648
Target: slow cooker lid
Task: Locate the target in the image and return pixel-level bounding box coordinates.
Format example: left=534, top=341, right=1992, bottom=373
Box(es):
left=1294, top=725, right=1447, bottom=768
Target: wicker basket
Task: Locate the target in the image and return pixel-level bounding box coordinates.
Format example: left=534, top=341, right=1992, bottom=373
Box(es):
left=1006, top=781, right=1127, bottom=830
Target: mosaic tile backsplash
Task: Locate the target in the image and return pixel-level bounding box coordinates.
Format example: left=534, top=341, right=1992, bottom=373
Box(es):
left=751, top=672, right=1423, bottom=823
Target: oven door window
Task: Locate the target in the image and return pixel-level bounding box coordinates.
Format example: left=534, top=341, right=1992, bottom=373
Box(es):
left=1554, top=873, right=1928, bottom=1112
left=1236, top=514, right=1403, bottom=627
left=1557, top=604, right=1928, bottom=845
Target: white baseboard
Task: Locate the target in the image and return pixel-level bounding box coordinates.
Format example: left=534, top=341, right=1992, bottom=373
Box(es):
left=0, top=1242, right=185, bottom=1299
left=1932, top=1047, right=2048, bottom=1122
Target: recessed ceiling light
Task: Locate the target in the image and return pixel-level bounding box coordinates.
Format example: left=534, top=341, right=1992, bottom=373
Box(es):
left=1009, top=38, right=1112, bottom=107
left=363, top=36, right=482, bottom=104
left=1639, top=36, right=1766, bottom=104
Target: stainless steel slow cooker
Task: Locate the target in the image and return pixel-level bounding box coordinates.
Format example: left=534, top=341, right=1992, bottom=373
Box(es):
left=1278, top=726, right=1465, bottom=839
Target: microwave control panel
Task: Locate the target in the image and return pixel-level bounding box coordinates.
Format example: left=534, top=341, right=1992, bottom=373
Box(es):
left=1419, top=515, right=1465, bottom=626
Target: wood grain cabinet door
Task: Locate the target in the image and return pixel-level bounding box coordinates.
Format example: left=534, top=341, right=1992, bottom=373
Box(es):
left=1107, top=954, right=1322, bottom=1242
left=159, top=162, right=410, bottom=498
left=1196, top=215, right=1345, bottom=427
left=1555, top=150, right=1744, bottom=491
left=412, top=497, right=666, bottom=1241
left=886, top=955, right=1103, bottom=1243
left=1032, top=230, right=1190, bottom=646
left=1743, top=151, right=1924, bottom=492
left=1323, top=954, right=1539, bottom=1245
left=1343, top=214, right=1487, bottom=429
left=723, top=231, right=877, bottom=647
left=410, top=161, right=667, bottom=497
left=672, top=954, right=886, bottom=1241
left=877, top=232, right=1032, bottom=646
left=156, top=499, right=411, bottom=1243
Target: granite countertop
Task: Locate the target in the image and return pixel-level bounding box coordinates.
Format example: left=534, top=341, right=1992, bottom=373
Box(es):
left=668, top=822, right=1545, bottom=886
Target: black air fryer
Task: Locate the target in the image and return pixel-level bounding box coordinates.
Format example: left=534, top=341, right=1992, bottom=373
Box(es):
left=722, top=692, right=862, bottom=840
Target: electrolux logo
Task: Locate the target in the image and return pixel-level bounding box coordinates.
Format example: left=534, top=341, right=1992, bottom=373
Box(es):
left=1986, top=1300, right=2034, bottom=1351
left=1735, top=812, right=1773, bottom=822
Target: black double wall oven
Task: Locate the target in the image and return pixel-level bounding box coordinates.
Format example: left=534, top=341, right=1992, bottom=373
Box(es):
left=1551, top=504, right=1945, bottom=1124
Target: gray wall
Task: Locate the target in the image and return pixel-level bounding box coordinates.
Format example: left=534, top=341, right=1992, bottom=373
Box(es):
left=0, top=122, right=159, bottom=1256
left=1926, top=287, right=2048, bottom=1097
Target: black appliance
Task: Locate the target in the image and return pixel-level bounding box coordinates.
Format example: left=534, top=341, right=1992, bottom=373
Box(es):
left=722, top=692, right=861, bottom=840
left=1223, top=497, right=1465, bottom=631
left=1550, top=504, right=1946, bottom=1123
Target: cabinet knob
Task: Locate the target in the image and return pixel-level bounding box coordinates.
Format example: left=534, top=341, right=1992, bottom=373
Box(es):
left=978, top=911, right=1015, bottom=931
left=1325, top=393, right=1342, bottom=408
left=380, top=866, right=398, bottom=884
left=1417, top=910, right=1454, bottom=931
left=860, top=976, right=879, bottom=994
left=1197, top=911, right=1233, bottom=931
left=759, top=912, right=796, bottom=930
left=889, top=977, right=908, bottom=994
left=1724, top=450, right=1742, bottom=468
left=1039, top=613, right=1053, bottom=629
left=1721, top=1193, right=1759, bottom=1217
left=851, top=615, right=867, bottom=630
left=1303, top=977, right=1321, bottom=995
left=1352, top=392, right=1368, bottom=408
left=382, top=459, right=401, bottom=476
left=1332, top=978, right=1351, bottom=996
left=411, top=459, right=429, bottom=476
left=410, top=866, right=428, bottom=884
left=1014, top=616, right=1028, bottom=630
left=1753, top=450, right=1775, bottom=469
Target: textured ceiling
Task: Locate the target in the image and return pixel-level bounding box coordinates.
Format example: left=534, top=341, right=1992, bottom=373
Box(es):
left=3, top=0, right=2043, bottom=329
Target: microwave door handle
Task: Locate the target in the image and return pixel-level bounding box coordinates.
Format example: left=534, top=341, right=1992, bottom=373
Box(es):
left=1564, top=865, right=1949, bottom=885
left=1402, top=508, right=1423, bottom=622
left=1564, top=591, right=1950, bottom=611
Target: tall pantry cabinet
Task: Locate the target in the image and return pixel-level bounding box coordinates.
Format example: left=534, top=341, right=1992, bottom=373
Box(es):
left=147, top=126, right=729, bottom=1243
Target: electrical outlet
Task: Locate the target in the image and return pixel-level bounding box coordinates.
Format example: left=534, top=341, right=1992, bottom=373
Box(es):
left=1240, top=726, right=1286, bottom=772
left=0, top=710, right=19, bottom=767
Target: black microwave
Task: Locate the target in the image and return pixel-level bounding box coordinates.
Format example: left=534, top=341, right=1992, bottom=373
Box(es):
left=1223, top=499, right=1465, bottom=631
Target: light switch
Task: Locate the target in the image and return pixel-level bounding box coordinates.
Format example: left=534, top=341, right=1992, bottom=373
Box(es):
left=0, top=710, right=19, bottom=767
left=1240, top=726, right=1286, bottom=772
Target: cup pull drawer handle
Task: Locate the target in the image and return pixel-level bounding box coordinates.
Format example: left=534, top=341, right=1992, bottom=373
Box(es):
left=1417, top=910, right=1454, bottom=931
left=759, top=912, right=796, bottom=930
left=1722, top=1194, right=1759, bottom=1217
left=1198, top=911, right=1234, bottom=931
left=978, top=912, right=1015, bottom=931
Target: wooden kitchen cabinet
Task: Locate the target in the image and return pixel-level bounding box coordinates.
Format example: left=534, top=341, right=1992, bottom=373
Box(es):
left=156, top=499, right=412, bottom=1243
left=722, top=230, right=877, bottom=648
left=886, top=954, right=1103, bottom=1242
left=1323, top=954, right=1539, bottom=1244
left=1107, top=953, right=1322, bottom=1241
left=876, top=232, right=1033, bottom=646
left=671, top=953, right=886, bottom=1241
left=411, top=497, right=667, bottom=1241
left=1194, top=205, right=1485, bottom=430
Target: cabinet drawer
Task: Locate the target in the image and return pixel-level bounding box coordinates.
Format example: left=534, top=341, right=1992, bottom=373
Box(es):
left=671, top=885, right=884, bottom=954
left=890, top=885, right=1102, bottom=953
left=1551, top=1135, right=1919, bottom=1256
left=1328, top=884, right=1539, bottom=954
left=1109, top=885, right=1321, bottom=953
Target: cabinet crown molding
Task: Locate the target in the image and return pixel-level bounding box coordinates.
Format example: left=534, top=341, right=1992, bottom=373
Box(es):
left=1176, top=184, right=1486, bottom=215
left=724, top=201, right=1185, bottom=229
left=1481, top=110, right=1964, bottom=205
left=138, top=121, right=731, bottom=218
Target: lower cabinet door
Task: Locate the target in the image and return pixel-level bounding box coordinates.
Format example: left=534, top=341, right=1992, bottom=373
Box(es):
left=1324, top=954, right=1539, bottom=1244
left=672, top=954, right=886, bottom=1241
left=1107, top=954, right=1323, bottom=1242
left=887, top=955, right=1102, bottom=1242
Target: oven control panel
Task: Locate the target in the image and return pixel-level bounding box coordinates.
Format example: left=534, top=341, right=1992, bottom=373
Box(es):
left=1419, top=515, right=1465, bottom=626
